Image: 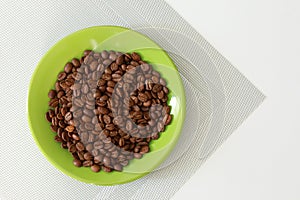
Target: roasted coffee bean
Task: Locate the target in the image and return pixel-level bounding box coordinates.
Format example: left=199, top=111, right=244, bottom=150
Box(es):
left=72, top=134, right=80, bottom=141
left=83, top=160, right=93, bottom=167
left=76, top=142, right=85, bottom=151
left=116, top=55, right=124, bottom=65
left=131, top=52, right=141, bottom=61
left=48, top=90, right=57, bottom=99
left=84, top=152, right=93, bottom=161
left=140, top=146, right=149, bottom=154
left=45, top=112, right=52, bottom=122
left=91, top=164, right=101, bottom=172
left=64, top=112, right=72, bottom=121
left=82, top=115, right=92, bottom=123
left=73, top=159, right=82, bottom=167
left=68, top=144, right=76, bottom=153
left=65, top=125, right=74, bottom=132
left=72, top=58, right=80, bottom=67
left=58, top=72, right=67, bottom=81
left=64, top=62, right=73, bottom=73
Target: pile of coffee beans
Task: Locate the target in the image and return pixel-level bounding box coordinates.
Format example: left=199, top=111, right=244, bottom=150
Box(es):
left=45, top=50, right=172, bottom=172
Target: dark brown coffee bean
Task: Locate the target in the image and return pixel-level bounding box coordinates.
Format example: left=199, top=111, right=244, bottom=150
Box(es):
left=140, top=146, right=149, bottom=154
left=65, top=125, right=74, bottom=132
left=98, top=107, right=109, bottom=115
left=116, top=55, right=124, bottom=65
left=49, top=98, right=59, bottom=107
left=107, top=80, right=115, bottom=88
left=102, top=166, right=112, bottom=172
left=83, top=160, right=93, bottom=167
left=64, top=62, right=73, bottom=73
left=110, top=63, right=118, bottom=71
left=72, top=134, right=80, bottom=141
left=64, top=112, right=72, bottom=121
left=157, top=90, right=164, bottom=99
left=84, top=50, right=92, bottom=56
left=73, top=159, right=82, bottom=167
left=76, top=142, right=85, bottom=151
left=138, top=93, right=148, bottom=102
left=91, top=165, right=101, bottom=172
left=112, top=73, right=121, bottom=81
left=48, top=90, right=57, bottom=99
left=106, top=124, right=115, bottom=131
left=58, top=72, right=67, bottom=81
left=165, top=114, right=172, bottom=125
left=131, top=52, right=141, bottom=61
left=103, top=115, right=111, bottom=124
left=68, top=144, right=76, bottom=153
left=119, top=138, right=125, bottom=147
left=106, top=87, right=114, bottom=93
left=72, top=58, right=80, bottom=67
left=84, top=152, right=93, bottom=161
left=45, top=112, right=52, bottom=122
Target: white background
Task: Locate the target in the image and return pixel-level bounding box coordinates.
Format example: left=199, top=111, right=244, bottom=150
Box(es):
left=166, top=0, right=300, bottom=200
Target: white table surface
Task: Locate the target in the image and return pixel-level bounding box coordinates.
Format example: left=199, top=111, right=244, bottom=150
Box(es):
left=166, top=0, right=300, bottom=199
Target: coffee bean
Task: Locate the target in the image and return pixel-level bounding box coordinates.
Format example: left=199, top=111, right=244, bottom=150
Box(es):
left=68, top=144, right=76, bottom=153
left=65, top=125, right=74, bottom=132
left=82, top=115, right=91, bottom=123
left=83, top=160, right=93, bottom=167
left=103, top=115, right=111, bottom=124
left=76, top=142, right=85, bottom=151
left=73, top=159, right=82, bottom=167
left=103, top=156, right=111, bottom=166
left=102, top=166, right=112, bottom=172
left=165, top=114, right=172, bottom=125
left=64, top=62, right=73, bottom=73
left=114, top=164, right=123, bottom=171
left=48, top=90, right=57, bottom=99
left=101, top=50, right=109, bottom=59
left=45, top=112, right=52, bottom=122
left=91, top=165, right=101, bottom=172
left=140, top=146, right=149, bottom=154
left=49, top=98, right=59, bottom=107
left=84, top=152, right=93, bottom=161
left=58, top=72, right=67, bottom=81
left=116, top=55, right=124, bottom=65
left=72, top=58, right=80, bottom=67
left=106, top=124, right=115, bottom=131
left=131, top=52, right=141, bottom=61
left=64, top=112, right=72, bottom=121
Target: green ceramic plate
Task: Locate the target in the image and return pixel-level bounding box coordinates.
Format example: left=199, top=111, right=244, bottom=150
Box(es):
left=27, top=26, right=186, bottom=185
